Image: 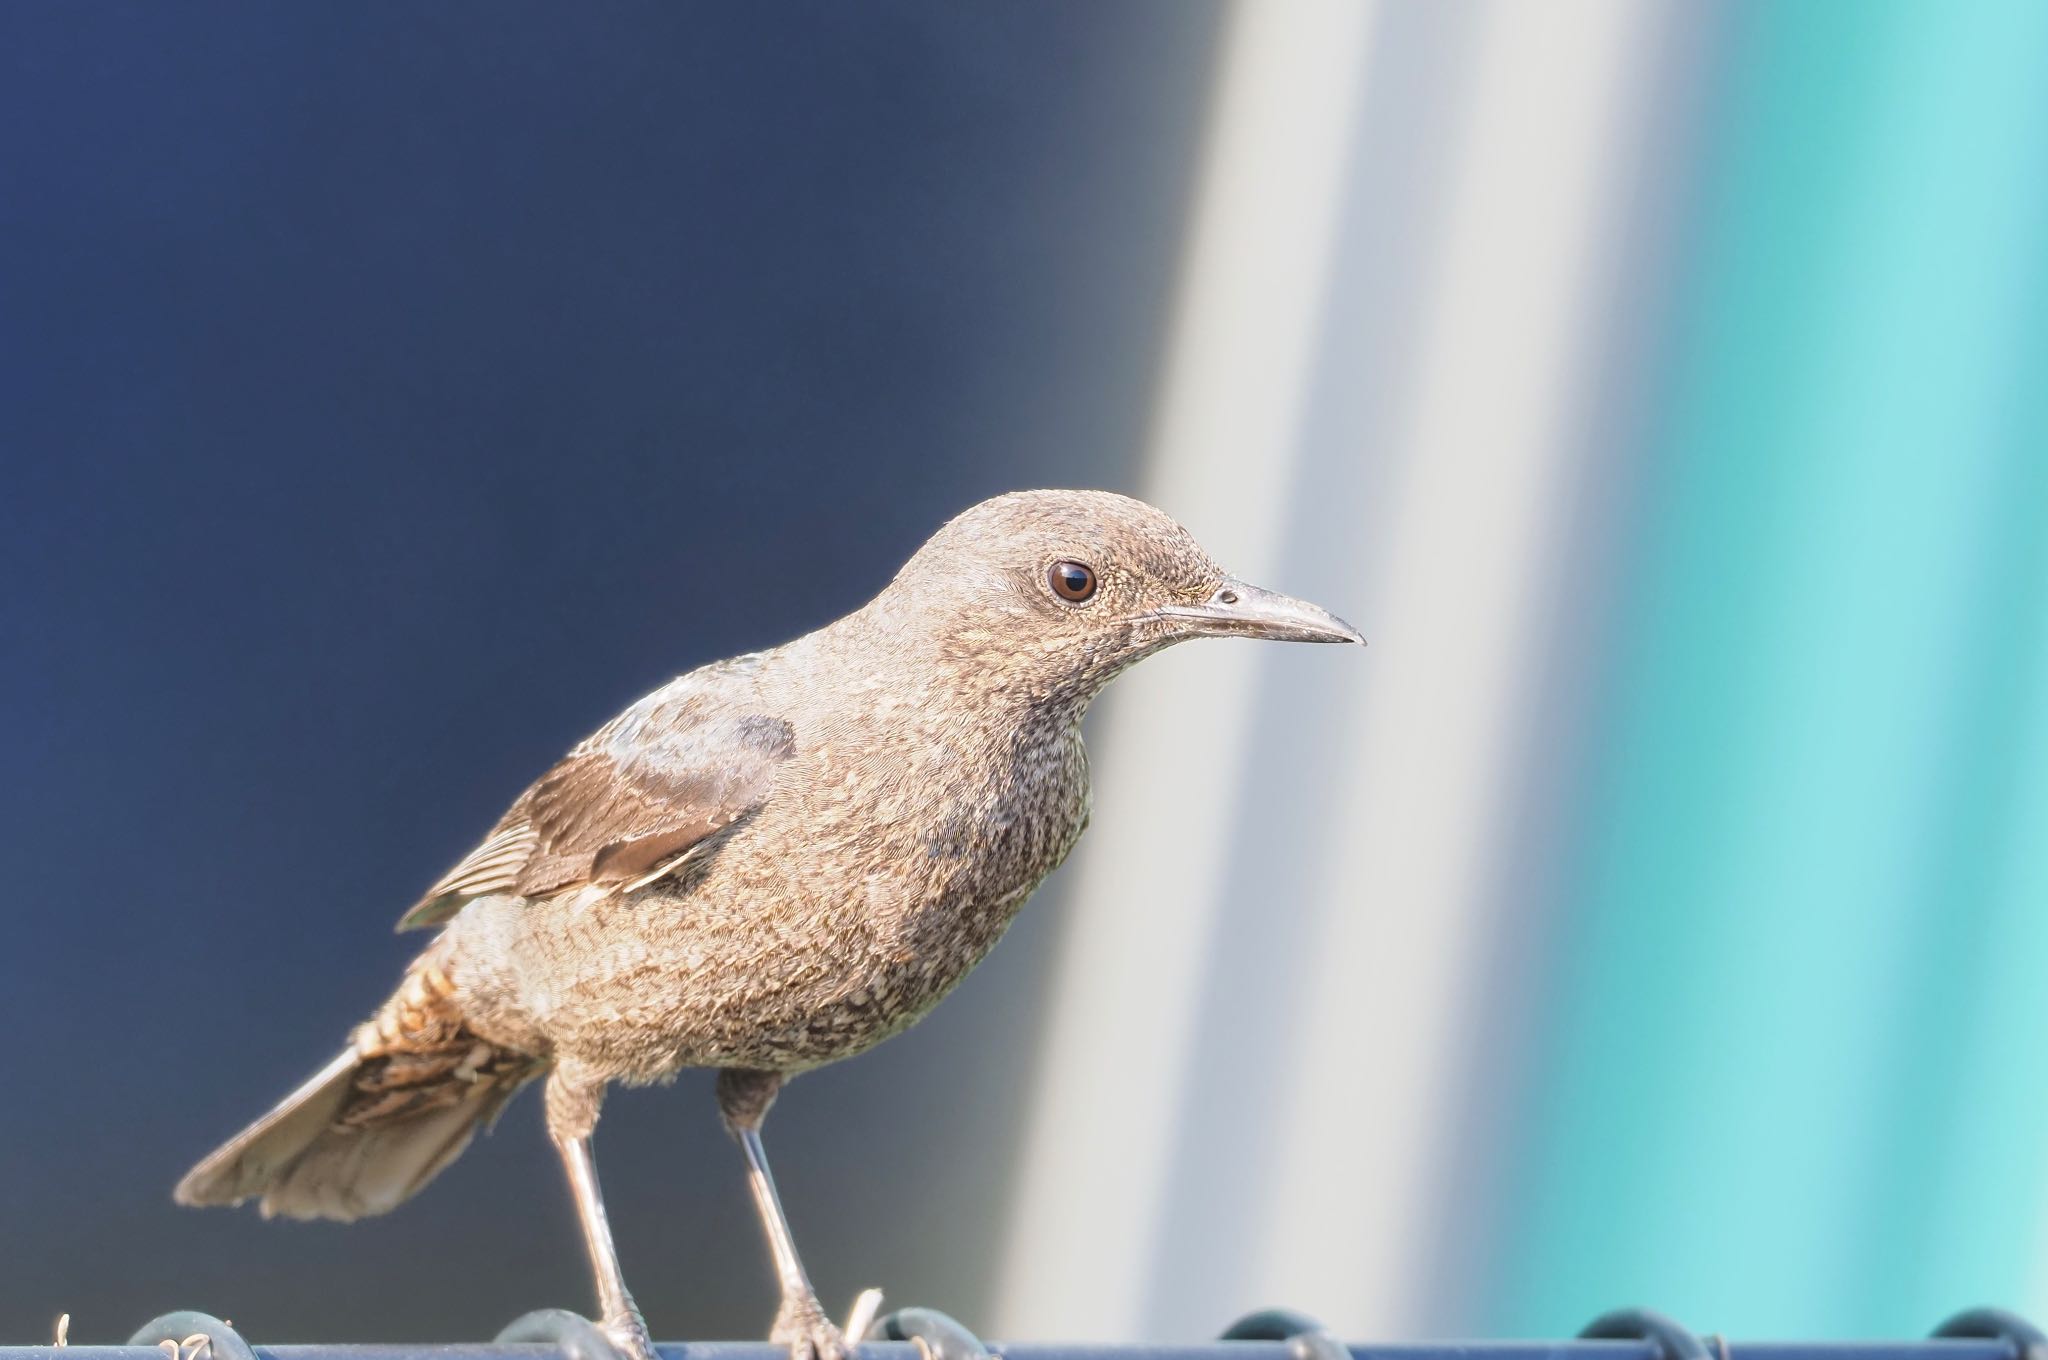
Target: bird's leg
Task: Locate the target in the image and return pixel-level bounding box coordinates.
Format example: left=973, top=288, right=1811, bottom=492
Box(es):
left=557, top=1133, right=655, bottom=1360
left=717, top=1069, right=863, bottom=1360
left=745, top=1125, right=843, bottom=1358
left=548, top=1069, right=656, bottom=1360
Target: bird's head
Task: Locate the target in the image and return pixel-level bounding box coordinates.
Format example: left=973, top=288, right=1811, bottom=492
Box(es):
left=872, top=489, right=1362, bottom=712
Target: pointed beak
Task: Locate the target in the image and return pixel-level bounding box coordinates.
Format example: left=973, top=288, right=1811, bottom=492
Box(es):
left=1147, top=578, right=1365, bottom=646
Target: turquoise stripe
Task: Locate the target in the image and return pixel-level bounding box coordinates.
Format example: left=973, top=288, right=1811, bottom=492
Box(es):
left=1490, top=0, right=2048, bottom=1335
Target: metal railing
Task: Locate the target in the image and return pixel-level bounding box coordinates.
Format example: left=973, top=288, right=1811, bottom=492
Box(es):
left=11, top=1304, right=2040, bottom=1360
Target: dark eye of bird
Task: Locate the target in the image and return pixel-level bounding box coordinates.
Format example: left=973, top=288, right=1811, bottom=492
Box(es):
left=1048, top=560, right=1097, bottom=603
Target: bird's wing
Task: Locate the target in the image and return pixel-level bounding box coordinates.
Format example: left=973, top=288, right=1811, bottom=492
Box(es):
left=398, top=667, right=794, bottom=931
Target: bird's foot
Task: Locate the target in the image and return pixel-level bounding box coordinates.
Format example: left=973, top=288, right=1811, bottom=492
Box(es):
left=771, top=1288, right=881, bottom=1360
left=601, top=1302, right=658, bottom=1360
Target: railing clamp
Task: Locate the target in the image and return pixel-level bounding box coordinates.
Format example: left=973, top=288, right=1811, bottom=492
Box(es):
left=1934, top=1308, right=2048, bottom=1360
left=1580, top=1308, right=1720, bottom=1360
left=497, top=1308, right=634, bottom=1360
left=869, top=1307, right=996, bottom=1360
left=127, top=1311, right=259, bottom=1360
left=1221, top=1307, right=1350, bottom=1360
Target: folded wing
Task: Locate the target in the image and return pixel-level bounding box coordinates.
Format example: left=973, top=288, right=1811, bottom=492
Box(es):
left=400, top=662, right=794, bottom=930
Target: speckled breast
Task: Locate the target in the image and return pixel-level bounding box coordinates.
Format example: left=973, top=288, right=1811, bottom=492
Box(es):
left=690, top=723, right=1092, bottom=1072
left=447, top=718, right=1094, bottom=1082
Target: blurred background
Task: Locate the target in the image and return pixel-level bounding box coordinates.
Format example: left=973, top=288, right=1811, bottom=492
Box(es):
left=4, top=0, right=2047, bottom=1349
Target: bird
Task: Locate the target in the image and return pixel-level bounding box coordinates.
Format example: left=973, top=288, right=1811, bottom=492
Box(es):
left=175, top=489, right=1363, bottom=1360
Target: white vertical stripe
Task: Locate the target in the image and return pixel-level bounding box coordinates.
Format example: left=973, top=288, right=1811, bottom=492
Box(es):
left=1250, top=0, right=1653, bottom=1334
left=992, top=0, right=1379, bottom=1338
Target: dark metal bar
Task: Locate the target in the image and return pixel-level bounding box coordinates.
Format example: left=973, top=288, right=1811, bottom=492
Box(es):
left=20, top=1305, right=2037, bottom=1360
left=7, top=1343, right=2028, bottom=1360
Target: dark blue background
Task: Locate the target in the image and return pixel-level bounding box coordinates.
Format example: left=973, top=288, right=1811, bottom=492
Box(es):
left=0, top=3, right=1218, bottom=1342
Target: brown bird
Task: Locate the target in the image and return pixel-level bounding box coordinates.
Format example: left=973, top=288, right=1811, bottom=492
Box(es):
left=175, top=489, right=1362, bottom=1360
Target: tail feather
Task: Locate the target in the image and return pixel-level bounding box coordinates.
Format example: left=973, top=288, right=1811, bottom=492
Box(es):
left=253, top=1074, right=522, bottom=1222
left=174, top=1048, right=360, bottom=1209
left=176, top=958, right=540, bottom=1222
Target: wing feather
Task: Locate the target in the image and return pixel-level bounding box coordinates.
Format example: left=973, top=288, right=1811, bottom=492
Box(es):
left=398, top=664, right=792, bottom=931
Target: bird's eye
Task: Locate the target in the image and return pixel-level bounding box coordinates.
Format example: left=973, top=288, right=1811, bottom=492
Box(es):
left=1048, top=560, right=1097, bottom=603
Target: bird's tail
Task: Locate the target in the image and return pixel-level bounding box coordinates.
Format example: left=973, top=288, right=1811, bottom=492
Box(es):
left=174, top=956, right=542, bottom=1222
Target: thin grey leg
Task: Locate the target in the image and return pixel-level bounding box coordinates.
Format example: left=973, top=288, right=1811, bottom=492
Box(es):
left=718, top=1069, right=872, bottom=1360
left=554, top=1130, right=656, bottom=1360
left=739, top=1123, right=821, bottom=1306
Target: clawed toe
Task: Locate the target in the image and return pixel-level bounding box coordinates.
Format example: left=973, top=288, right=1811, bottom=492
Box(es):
left=772, top=1291, right=873, bottom=1360
left=777, top=1321, right=848, bottom=1360
left=788, top=1332, right=848, bottom=1360
left=603, top=1312, right=658, bottom=1360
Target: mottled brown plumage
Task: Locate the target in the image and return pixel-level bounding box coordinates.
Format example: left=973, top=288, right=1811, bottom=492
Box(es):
left=175, top=490, right=1361, bottom=1360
